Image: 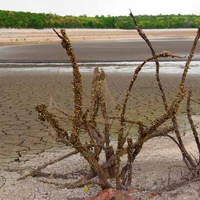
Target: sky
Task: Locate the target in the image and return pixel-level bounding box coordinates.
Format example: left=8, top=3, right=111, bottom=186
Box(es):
left=0, top=0, right=200, bottom=16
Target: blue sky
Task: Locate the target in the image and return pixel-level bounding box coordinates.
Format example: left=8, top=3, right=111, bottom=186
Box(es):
left=0, top=0, right=200, bottom=16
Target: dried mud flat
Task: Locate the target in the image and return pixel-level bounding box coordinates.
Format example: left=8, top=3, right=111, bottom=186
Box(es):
left=1, top=133, right=200, bottom=200
left=0, top=27, right=200, bottom=200
left=1, top=69, right=200, bottom=199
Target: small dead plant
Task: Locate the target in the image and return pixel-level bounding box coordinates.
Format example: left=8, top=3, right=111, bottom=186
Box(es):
left=17, top=12, right=200, bottom=191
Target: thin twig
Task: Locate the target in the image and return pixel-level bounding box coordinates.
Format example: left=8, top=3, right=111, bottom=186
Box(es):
left=130, top=10, right=168, bottom=110
left=17, top=150, right=78, bottom=181
left=187, top=88, right=200, bottom=155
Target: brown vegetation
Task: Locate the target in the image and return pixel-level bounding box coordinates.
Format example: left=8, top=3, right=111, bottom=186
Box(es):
left=18, top=12, right=200, bottom=191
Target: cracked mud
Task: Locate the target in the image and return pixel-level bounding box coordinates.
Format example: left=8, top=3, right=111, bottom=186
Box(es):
left=1, top=69, right=200, bottom=199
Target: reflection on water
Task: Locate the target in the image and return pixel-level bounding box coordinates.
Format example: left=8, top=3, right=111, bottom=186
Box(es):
left=0, top=61, right=199, bottom=74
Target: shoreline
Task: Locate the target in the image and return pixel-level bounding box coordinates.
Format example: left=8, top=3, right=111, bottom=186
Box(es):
left=0, top=61, right=200, bottom=75
left=0, top=28, right=199, bottom=63
left=0, top=58, right=200, bottom=64
left=0, top=28, right=198, bottom=47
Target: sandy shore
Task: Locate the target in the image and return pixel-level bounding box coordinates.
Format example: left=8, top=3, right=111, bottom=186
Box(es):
left=1, top=69, right=200, bottom=199
left=0, top=29, right=199, bottom=62
left=0, top=28, right=198, bottom=46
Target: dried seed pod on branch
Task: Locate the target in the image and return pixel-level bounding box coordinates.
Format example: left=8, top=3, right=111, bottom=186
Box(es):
left=130, top=10, right=200, bottom=176
left=31, top=16, right=200, bottom=191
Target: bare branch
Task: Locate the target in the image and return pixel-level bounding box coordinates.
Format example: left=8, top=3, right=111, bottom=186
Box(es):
left=130, top=10, right=169, bottom=110
left=187, top=88, right=200, bottom=155
left=17, top=150, right=78, bottom=181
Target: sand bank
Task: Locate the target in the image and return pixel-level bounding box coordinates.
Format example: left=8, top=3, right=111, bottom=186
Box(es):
left=0, top=28, right=198, bottom=46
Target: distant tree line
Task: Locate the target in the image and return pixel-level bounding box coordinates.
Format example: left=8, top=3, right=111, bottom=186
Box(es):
left=0, top=10, right=199, bottom=29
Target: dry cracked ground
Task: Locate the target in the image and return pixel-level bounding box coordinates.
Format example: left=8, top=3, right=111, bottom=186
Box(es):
left=1, top=69, right=200, bottom=199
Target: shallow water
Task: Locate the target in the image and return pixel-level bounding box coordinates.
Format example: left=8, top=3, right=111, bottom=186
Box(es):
left=0, top=61, right=200, bottom=74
